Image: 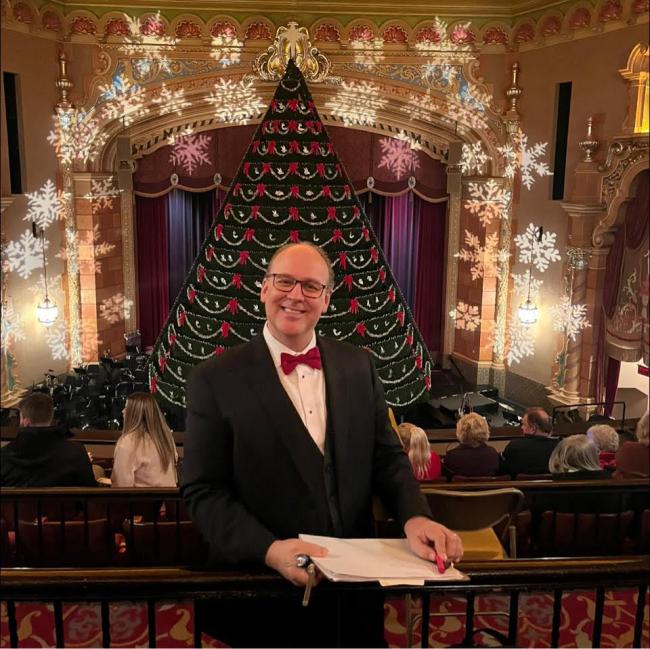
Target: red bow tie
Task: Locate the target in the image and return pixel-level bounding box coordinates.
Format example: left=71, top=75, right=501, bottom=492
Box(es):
left=280, top=347, right=322, bottom=375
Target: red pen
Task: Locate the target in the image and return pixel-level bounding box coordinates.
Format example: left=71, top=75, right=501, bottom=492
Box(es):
left=433, top=549, right=446, bottom=574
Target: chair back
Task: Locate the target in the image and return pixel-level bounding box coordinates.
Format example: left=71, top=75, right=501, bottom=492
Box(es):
left=16, top=518, right=112, bottom=566
left=423, top=488, right=524, bottom=531
left=537, top=510, right=635, bottom=556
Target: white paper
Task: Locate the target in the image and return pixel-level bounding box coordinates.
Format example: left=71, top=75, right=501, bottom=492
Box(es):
left=299, top=535, right=468, bottom=584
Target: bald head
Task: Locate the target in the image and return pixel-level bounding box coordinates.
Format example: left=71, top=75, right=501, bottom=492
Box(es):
left=267, top=243, right=334, bottom=288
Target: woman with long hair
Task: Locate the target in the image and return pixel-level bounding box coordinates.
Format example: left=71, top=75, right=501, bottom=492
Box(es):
left=111, top=392, right=178, bottom=487
left=397, top=422, right=441, bottom=481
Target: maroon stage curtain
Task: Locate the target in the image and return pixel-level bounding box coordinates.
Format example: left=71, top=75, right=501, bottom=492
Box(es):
left=136, top=195, right=169, bottom=350
left=604, top=356, right=621, bottom=418
left=414, top=198, right=446, bottom=354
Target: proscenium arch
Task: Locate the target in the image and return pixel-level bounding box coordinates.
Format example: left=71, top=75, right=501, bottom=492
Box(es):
left=86, top=53, right=506, bottom=343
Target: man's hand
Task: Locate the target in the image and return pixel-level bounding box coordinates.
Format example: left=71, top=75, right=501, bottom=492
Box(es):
left=264, top=538, right=328, bottom=586
left=404, top=516, right=464, bottom=564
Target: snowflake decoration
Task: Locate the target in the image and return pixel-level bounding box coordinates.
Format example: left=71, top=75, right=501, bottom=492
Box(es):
left=377, top=137, right=420, bottom=180
left=350, top=37, right=384, bottom=69
left=464, top=180, right=511, bottom=226
left=27, top=272, right=63, bottom=300
left=83, top=177, right=121, bottom=212
left=47, top=109, right=107, bottom=166
left=454, top=301, right=481, bottom=331
left=99, top=293, right=134, bottom=324
left=550, top=296, right=591, bottom=342
left=169, top=133, right=212, bottom=175
left=99, top=74, right=148, bottom=126
left=0, top=301, right=26, bottom=349
left=498, top=129, right=552, bottom=190
left=460, top=142, right=489, bottom=175
left=151, top=83, right=190, bottom=117
left=44, top=319, right=69, bottom=361
left=511, top=272, right=543, bottom=300
left=400, top=92, right=443, bottom=123
left=80, top=224, right=116, bottom=258
left=24, top=180, right=68, bottom=230
left=120, top=13, right=178, bottom=69
left=4, top=229, right=49, bottom=279
left=456, top=230, right=499, bottom=280
left=444, top=101, right=488, bottom=132
left=514, top=223, right=561, bottom=273
left=422, top=62, right=460, bottom=88
left=209, top=35, right=243, bottom=67
left=506, top=320, right=536, bottom=365
left=206, top=78, right=265, bottom=125
left=325, top=81, right=387, bottom=127
left=395, top=129, right=423, bottom=151
left=76, top=319, right=103, bottom=360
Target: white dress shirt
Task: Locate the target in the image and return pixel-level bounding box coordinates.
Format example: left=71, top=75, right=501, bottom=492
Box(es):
left=263, top=323, right=327, bottom=454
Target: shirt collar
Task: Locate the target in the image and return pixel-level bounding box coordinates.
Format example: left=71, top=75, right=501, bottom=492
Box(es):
left=263, top=322, right=317, bottom=368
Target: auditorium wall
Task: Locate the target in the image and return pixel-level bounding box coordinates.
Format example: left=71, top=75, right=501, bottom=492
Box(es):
left=479, top=24, right=647, bottom=399
left=2, top=30, right=69, bottom=393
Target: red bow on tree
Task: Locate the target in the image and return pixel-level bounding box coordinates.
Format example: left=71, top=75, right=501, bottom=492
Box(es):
left=280, top=347, right=322, bottom=375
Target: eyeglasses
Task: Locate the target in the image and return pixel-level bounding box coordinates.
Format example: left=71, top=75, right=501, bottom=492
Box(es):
left=265, top=273, right=329, bottom=298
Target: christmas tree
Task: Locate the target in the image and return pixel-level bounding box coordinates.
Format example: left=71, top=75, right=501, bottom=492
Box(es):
left=148, top=60, right=433, bottom=419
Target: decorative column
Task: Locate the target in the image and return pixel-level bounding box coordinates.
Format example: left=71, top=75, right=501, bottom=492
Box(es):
left=73, top=172, right=126, bottom=361
left=549, top=117, right=606, bottom=406
left=443, top=141, right=462, bottom=369
left=55, top=52, right=83, bottom=368
left=491, top=62, right=521, bottom=392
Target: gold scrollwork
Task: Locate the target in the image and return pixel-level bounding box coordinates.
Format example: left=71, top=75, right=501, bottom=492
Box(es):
left=253, top=21, right=331, bottom=82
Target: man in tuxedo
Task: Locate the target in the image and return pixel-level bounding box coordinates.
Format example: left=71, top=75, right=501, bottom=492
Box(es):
left=182, top=242, right=463, bottom=646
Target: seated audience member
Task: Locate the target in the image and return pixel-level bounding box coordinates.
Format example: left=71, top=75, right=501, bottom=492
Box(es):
left=614, top=412, right=650, bottom=479
left=112, top=392, right=178, bottom=487
left=586, top=424, right=619, bottom=471
left=1, top=392, right=96, bottom=487
left=548, top=434, right=608, bottom=479
left=397, top=422, right=442, bottom=481
left=501, top=407, right=559, bottom=476
left=443, top=412, right=500, bottom=478
left=537, top=434, right=616, bottom=514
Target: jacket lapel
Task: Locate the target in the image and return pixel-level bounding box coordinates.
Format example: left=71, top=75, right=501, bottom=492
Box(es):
left=244, top=335, right=324, bottom=498
left=318, top=337, right=351, bottom=483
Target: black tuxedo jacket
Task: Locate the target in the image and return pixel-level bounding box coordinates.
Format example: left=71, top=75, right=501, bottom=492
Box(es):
left=181, top=334, right=430, bottom=566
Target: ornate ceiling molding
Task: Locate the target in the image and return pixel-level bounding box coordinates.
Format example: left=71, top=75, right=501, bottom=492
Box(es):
left=3, top=0, right=647, bottom=53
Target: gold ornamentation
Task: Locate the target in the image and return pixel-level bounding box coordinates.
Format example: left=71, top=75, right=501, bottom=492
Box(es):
left=55, top=51, right=73, bottom=113
left=504, top=62, right=522, bottom=131
left=578, top=116, right=599, bottom=162
left=253, top=21, right=331, bottom=82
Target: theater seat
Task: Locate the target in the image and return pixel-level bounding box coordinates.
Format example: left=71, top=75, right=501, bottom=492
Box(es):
left=422, top=488, right=524, bottom=559
left=121, top=519, right=207, bottom=565
left=536, top=510, right=635, bottom=556
left=16, top=518, right=114, bottom=566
